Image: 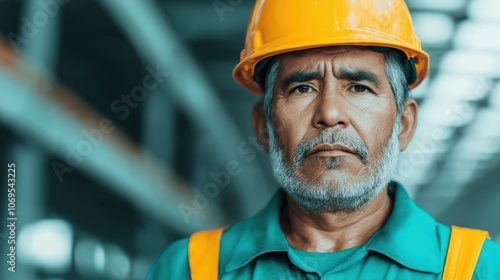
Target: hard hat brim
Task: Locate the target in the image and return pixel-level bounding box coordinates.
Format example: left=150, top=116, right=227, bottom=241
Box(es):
left=233, top=30, right=429, bottom=96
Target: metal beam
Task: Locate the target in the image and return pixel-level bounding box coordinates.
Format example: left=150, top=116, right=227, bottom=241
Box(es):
left=98, top=0, right=275, bottom=218
left=0, top=41, right=224, bottom=235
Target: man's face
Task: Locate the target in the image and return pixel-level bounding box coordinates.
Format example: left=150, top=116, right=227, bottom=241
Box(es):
left=268, top=46, right=400, bottom=212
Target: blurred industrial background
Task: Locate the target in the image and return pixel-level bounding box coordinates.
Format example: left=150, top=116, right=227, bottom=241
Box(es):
left=0, top=0, right=499, bottom=279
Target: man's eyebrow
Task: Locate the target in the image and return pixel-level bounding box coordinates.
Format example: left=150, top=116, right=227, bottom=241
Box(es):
left=280, top=71, right=322, bottom=92
left=336, top=68, right=381, bottom=86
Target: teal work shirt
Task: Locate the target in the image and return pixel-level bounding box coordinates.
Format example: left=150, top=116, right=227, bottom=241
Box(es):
left=147, top=182, right=500, bottom=279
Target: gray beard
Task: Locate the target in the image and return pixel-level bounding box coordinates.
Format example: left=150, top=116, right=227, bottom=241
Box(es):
left=268, top=120, right=400, bottom=214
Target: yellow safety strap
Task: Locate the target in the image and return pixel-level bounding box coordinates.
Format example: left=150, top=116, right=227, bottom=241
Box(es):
left=442, top=226, right=490, bottom=280
left=188, top=227, right=226, bottom=280
left=188, top=225, right=489, bottom=280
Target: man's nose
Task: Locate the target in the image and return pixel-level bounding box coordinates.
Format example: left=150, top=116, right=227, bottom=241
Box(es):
left=312, top=85, right=350, bottom=130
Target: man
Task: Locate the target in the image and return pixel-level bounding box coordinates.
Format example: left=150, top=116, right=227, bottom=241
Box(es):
left=147, top=0, right=500, bottom=279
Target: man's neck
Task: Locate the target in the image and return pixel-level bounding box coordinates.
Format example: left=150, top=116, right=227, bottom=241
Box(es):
left=280, top=185, right=393, bottom=252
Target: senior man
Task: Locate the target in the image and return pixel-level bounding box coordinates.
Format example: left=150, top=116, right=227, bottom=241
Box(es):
left=147, top=0, right=500, bottom=279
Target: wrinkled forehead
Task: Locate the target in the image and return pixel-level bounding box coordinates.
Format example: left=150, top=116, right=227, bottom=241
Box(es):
left=279, top=46, right=370, bottom=60
left=277, top=46, right=387, bottom=76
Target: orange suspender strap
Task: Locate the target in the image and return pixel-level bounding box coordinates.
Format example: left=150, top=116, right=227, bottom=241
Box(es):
left=188, top=226, right=227, bottom=280
left=442, top=226, right=490, bottom=280
left=188, top=225, right=489, bottom=280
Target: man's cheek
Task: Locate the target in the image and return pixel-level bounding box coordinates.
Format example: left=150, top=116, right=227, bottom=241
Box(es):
left=366, top=136, right=388, bottom=162
left=272, top=112, right=288, bottom=134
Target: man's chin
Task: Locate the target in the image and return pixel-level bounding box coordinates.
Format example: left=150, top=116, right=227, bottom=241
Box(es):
left=293, top=182, right=366, bottom=197
left=281, top=179, right=385, bottom=213
left=282, top=187, right=375, bottom=213
left=296, top=167, right=369, bottom=186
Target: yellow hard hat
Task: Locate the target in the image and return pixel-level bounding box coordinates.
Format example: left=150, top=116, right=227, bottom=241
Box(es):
left=232, top=0, right=430, bottom=95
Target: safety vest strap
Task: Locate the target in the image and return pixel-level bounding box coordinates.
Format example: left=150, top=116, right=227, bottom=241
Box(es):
left=188, top=226, right=226, bottom=280
left=187, top=225, right=489, bottom=280
left=442, top=226, right=490, bottom=280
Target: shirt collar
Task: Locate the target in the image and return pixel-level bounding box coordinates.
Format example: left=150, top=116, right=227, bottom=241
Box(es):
left=225, top=190, right=288, bottom=272
left=365, top=181, right=444, bottom=273
left=225, top=181, right=445, bottom=274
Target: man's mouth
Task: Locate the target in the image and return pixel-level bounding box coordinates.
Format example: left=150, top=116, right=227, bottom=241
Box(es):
left=305, top=143, right=359, bottom=159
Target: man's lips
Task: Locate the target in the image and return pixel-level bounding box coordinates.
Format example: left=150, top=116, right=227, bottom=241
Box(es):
left=305, top=143, right=358, bottom=158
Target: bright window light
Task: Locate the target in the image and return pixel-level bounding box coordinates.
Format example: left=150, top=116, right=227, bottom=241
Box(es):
left=75, top=239, right=106, bottom=278
left=419, top=99, right=476, bottom=128
left=455, top=109, right=500, bottom=159
left=74, top=239, right=131, bottom=279
left=439, top=50, right=500, bottom=77
left=428, top=73, right=487, bottom=102
left=18, top=220, right=73, bottom=273
left=490, top=83, right=500, bottom=108
left=466, top=109, right=500, bottom=138
left=103, top=244, right=131, bottom=279
left=454, top=21, right=500, bottom=51
left=411, top=76, right=430, bottom=99
left=407, top=0, right=467, bottom=12
left=94, top=243, right=106, bottom=272
left=468, top=0, right=500, bottom=22
left=419, top=74, right=485, bottom=128
left=412, top=13, right=454, bottom=47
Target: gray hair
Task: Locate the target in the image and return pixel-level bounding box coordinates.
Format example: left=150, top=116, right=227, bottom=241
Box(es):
left=262, top=49, right=412, bottom=124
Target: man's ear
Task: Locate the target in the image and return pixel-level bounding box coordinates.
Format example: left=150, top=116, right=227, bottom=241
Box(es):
left=252, top=102, right=270, bottom=153
left=399, top=99, right=418, bottom=151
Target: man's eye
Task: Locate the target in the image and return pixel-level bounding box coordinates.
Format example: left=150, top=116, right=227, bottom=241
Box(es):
left=349, top=85, right=373, bottom=93
left=291, top=85, right=314, bottom=94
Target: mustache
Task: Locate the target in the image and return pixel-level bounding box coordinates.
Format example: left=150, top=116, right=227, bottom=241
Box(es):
left=293, top=129, right=370, bottom=166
